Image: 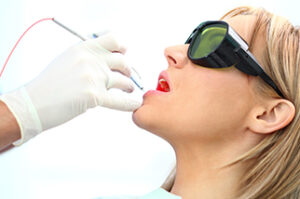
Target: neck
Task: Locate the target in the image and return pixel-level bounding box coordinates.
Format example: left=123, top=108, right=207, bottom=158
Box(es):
left=170, top=142, right=248, bottom=199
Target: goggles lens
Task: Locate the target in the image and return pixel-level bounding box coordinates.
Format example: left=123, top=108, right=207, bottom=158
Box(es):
left=190, top=24, right=227, bottom=59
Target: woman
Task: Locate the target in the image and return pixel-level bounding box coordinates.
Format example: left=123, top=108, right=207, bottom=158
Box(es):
left=133, top=6, right=299, bottom=199
left=0, top=5, right=298, bottom=199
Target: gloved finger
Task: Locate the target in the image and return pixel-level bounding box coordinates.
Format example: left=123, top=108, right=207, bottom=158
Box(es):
left=101, top=93, right=142, bottom=111
left=106, top=53, right=131, bottom=77
left=107, top=73, right=135, bottom=93
left=94, top=33, right=126, bottom=54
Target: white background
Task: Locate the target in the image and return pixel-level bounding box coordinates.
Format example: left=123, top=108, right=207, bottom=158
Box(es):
left=0, top=0, right=299, bottom=198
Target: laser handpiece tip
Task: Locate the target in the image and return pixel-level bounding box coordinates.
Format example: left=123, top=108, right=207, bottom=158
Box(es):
left=130, top=76, right=144, bottom=91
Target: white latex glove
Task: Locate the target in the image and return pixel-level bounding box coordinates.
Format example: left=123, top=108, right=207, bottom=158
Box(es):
left=0, top=34, right=142, bottom=145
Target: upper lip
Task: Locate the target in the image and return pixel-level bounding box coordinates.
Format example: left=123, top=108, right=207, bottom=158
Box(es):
left=157, top=70, right=171, bottom=91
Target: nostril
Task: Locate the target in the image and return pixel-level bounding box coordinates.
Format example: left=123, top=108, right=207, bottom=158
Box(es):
left=167, top=55, right=177, bottom=65
left=164, top=45, right=187, bottom=68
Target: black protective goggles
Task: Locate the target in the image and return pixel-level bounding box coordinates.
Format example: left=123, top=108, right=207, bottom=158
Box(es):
left=185, top=21, right=284, bottom=98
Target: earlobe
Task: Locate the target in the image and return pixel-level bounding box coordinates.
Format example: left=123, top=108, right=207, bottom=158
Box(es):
left=249, top=99, right=295, bottom=134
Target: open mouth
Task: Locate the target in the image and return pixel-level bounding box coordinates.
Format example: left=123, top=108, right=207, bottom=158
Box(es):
left=156, top=73, right=171, bottom=92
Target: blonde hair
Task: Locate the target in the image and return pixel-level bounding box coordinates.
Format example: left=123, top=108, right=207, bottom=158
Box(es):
left=162, top=6, right=300, bottom=199
left=221, top=6, right=300, bottom=199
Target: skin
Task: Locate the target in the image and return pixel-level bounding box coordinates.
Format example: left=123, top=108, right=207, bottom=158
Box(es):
left=133, top=15, right=295, bottom=199
left=0, top=100, right=21, bottom=151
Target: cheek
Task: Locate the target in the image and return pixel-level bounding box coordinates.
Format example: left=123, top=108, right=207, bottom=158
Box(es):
left=174, top=70, right=253, bottom=139
left=179, top=93, right=249, bottom=138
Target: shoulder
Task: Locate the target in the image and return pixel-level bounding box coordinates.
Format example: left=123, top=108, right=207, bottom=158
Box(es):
left=95, top=188, right=181, bottom=199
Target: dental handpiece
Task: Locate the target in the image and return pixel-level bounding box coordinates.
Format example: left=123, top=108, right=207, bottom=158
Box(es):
left=52, top=18, right=144, bottom=91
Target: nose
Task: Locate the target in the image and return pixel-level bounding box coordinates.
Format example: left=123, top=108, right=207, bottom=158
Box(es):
left=164, top=45, right=189, bottom=69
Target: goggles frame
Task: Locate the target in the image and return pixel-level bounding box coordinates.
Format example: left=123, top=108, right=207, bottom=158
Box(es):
left=185, top=21, right=284, bottom=98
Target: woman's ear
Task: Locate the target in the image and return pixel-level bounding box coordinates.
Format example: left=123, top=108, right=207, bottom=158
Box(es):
left=248, top=99, right=295, bottom=134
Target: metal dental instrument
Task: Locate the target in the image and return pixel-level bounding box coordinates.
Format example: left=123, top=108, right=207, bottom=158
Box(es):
left=52, top=18, right=144, bottom=91
left=129, top=67, right=144, bottom=91
left=53, top=18, right=87, bottom=41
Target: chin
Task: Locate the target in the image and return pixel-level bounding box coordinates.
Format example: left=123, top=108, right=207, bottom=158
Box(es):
left=132, top=104, right=161, bottom=132
left=132, top=104, right=175, bottom=143
left=132, top=104, right=153, bottom=130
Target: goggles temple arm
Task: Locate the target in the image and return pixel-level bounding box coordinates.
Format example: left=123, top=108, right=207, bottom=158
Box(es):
left=235, top=48, right=284, bottom=98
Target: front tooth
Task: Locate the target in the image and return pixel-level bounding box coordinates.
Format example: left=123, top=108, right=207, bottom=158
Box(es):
left=159, top=79, right=170, bottom=91
left=159, top=79, right=167, bottom=87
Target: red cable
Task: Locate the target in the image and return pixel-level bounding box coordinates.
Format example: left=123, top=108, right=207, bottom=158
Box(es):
left=0, top=17, right=54, bottom=79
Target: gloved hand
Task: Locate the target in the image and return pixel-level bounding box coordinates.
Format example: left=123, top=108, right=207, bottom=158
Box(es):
left=0, top=33, right=142, bottom=145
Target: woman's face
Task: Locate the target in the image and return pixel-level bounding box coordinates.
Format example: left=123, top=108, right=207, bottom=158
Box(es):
left=133, top=16, right=262, bottom=146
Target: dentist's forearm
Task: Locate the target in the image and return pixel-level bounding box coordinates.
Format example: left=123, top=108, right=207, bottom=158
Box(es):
left=0, top=100, right=21, bottom=151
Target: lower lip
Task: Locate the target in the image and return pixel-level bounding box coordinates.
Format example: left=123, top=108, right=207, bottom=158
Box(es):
left=143, top=90, right=168, bottom=98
